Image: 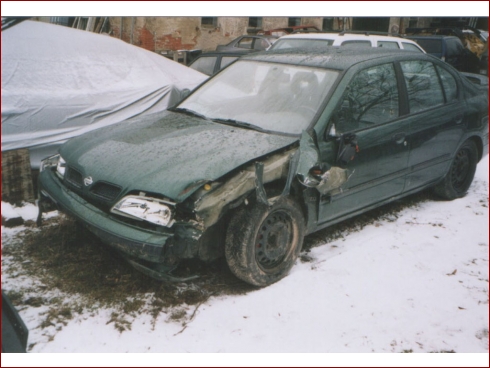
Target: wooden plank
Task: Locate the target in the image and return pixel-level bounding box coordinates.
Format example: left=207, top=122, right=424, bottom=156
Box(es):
left=1, top=149, right=35, bottom=205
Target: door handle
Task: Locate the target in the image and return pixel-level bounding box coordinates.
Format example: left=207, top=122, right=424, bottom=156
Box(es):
left=391, top=132, right=406, bottom=145
left=452, top=115, right=463, bottom=124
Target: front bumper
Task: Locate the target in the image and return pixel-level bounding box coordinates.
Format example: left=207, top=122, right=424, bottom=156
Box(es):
left=38, top=169, right=175, bottom=263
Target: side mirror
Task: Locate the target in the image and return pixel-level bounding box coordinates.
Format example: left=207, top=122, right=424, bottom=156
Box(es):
left=325, top=123, right=339, bottom=140
left=337, top=133, right=359, bottom=167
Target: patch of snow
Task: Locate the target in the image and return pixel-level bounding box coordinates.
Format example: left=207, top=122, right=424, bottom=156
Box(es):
left=2, top=201, right=58, bottom=222
left=1, top=201, right=22, bottom=219
left=1, top=157, right=488, bottom=366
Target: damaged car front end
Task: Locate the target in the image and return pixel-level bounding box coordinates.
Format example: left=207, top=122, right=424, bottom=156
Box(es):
left=37, top=118, right=300, bottom=282
left=38, top=48, right=488, bottom=287
left=38, top=55, right=341, bottom=285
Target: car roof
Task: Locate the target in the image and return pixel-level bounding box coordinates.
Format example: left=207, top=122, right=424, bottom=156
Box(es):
left=406, top=35, right=461, bottom=41
left=241, top=47, right=431, bottom=71
left=275, top=32, right=417, bottom=43
left=193, top=51, right=249, bottom=57
left=243, top=34, right=278, bottom=40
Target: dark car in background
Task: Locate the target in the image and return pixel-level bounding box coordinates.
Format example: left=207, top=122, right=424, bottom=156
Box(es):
left=407, top=35, right=481, bottom=74
left=188, top=51, right=246, bottom=76
left=257, top=25, right=321, bottom=37
left=38, top=48, right=488, bottom=287
left=480, top=48, right=488, bottom=75
left=216, top=35, right=277, bottom=53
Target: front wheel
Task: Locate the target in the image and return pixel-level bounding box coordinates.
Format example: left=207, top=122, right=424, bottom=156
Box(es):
left=225, top=196, right=305, bottom=287
left=434, top=140, right=478, bottom=200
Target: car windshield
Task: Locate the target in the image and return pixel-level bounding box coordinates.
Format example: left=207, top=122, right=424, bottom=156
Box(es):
left=178, top=60, right=339, bottom=135
left=271, top=38, right=334, bottom=50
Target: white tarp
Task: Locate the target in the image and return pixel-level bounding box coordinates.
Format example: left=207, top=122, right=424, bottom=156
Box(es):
left=1, top=20, right=207, bottom=168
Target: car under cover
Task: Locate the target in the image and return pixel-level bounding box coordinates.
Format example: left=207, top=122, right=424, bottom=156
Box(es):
left=1, top=20, right=207, bottom=168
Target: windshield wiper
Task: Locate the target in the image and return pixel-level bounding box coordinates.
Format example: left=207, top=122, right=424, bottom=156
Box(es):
left=211, top=118, right=268, bottom=133
left=170, top=107, right=209, bottom=120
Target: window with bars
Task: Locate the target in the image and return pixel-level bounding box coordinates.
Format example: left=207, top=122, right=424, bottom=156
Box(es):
left=248, top=17, right=262, bottom=28
left=408, top=17, right=418, bottom=28
left=201, top=17, right=217, bottom=27
left=322, top=17, right=334, bottom=31
left=288, top=17, right=301, bottom=27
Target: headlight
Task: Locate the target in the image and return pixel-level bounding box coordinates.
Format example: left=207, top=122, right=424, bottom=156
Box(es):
left=40, top=154, right=60, bottom=172
left=40, top=154, right=66, bottom=179
left=111, top=196, right=175, bottom=227
left=56, top=156, right=66, bottom=178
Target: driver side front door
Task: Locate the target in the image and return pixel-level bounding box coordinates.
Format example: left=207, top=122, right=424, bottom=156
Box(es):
left=316, top=62, right=411, bottom=224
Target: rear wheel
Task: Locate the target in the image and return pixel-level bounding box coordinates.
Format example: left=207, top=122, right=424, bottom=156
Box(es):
left=225, top=196, right=305, bottom=287
left=434, top=140, right=478, bottom=200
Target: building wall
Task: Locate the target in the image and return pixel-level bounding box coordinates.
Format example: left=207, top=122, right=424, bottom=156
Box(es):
left=108, top=16, right=325, bottom=53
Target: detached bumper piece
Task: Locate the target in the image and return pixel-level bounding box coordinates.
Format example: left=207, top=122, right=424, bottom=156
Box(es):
left=2, top=291, right=28, bottom=353
left=126, top=259, right=199, bottom=282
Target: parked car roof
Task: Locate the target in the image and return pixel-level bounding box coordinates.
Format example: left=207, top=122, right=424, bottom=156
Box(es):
left=215, top=35, right=278, bottom=53
left=257, top=25, right=321, bottom=36
left=243, top=47, right=430, bottom=71
left=269, top=32, right=426, bottom=53
left=406, top=26, right=487, bottom=43
left=188, top=51, right=247, bottom=76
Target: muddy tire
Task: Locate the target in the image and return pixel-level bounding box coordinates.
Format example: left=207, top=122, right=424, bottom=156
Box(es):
left=225, top=196, right=305, bottom=287
left=434, top=140, right=478, bottom=200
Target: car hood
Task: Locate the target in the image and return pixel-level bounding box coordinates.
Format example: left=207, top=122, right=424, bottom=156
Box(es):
left=60, top=111, right=296, bottom=202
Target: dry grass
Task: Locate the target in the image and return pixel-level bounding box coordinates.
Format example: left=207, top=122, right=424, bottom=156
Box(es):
left=2, top=189, right=435, bottom=334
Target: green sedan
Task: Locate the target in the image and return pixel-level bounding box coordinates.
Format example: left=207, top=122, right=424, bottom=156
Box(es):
left=39, top=48, right=489, bottom=287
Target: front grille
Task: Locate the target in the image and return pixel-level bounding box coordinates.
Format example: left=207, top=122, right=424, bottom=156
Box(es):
left=65, top=167, right=83, bottom=188
left=90, top=182, right=122, bottom=201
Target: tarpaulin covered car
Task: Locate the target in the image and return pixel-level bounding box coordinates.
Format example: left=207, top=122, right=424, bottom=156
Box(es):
left=38, top=48, right=488, bottom=287
left=1, top=20, right=207, bottom=168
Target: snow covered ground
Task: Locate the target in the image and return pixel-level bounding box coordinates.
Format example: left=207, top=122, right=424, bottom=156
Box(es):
left=2, top=156, right=488, bottom=366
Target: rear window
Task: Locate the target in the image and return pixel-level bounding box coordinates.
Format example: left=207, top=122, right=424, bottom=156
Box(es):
left=271, top=39, right=334, bottom=50
left=237, top=37, right=254, bottom=49
left=402, top=42, right=424, bottom=52
left=340, top=40, right=372, bottom=48
left=401, top=60, right=445, bottom=113
left=377, top=41, right=399, bottom=49
left=411, top=39, right=442, bottom=53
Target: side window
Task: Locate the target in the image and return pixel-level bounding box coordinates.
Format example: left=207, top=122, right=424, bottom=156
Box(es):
left=332, top=63, right=399, bottom=133
left=237, top=37, right=254, bottom=49
left=436, top=66, right=458, bottom=102
left=189, top=56, right=217, bottom=76
left=378, top=41, right=399, bottom=49
left=253, top=38, right=270, bottom=51
left=340, top=40, right=371, bottom=48
left=220, top=56, right=239, bottom=70
left=402, top=42, right=424, bottom=52
left=401, top=61, right=444, bottom=114
left=445, top=38, right=464, bottom=57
